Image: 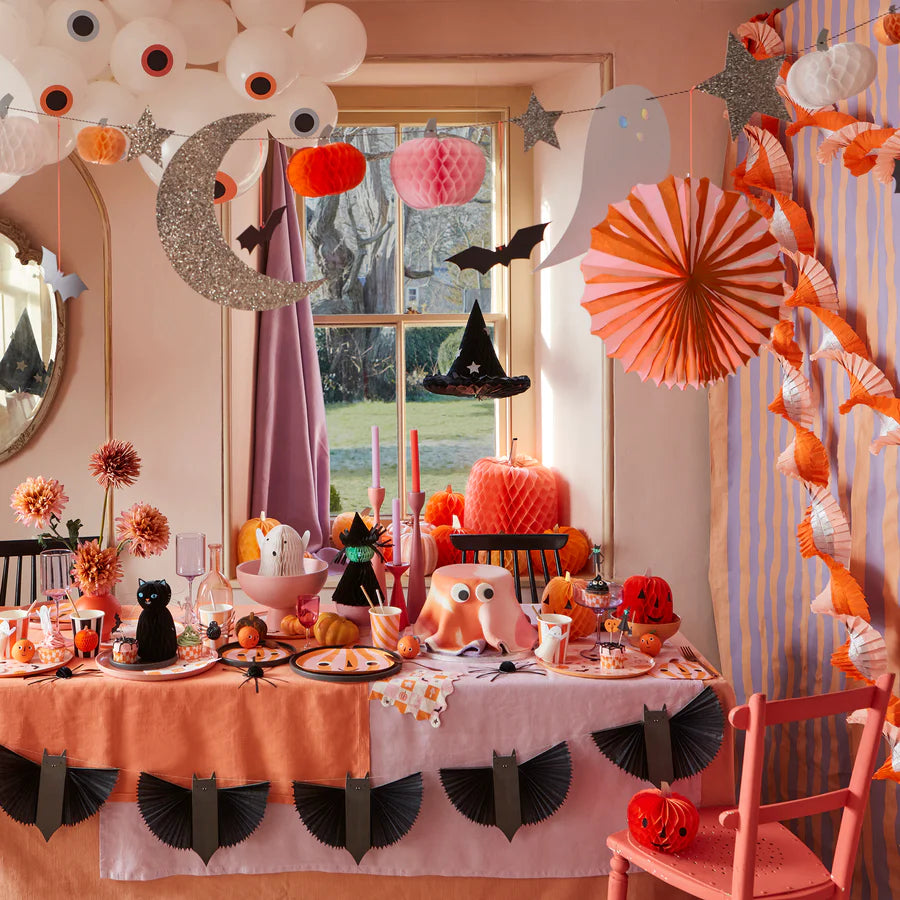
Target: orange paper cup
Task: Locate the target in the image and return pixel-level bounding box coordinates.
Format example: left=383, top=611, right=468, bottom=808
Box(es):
left=369, top=606, right=401, bottom=651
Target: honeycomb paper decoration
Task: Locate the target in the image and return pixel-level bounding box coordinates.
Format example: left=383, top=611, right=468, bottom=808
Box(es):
left=389, top=119, right=486, bottom=210
left=0, top=115, right=50, bottom=176
left=786, top=41, right=877, bottom=109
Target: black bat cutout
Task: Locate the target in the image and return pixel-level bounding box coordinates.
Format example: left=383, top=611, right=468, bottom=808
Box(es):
left=137, top=772, right=270, bottom=865
left=446, top=222, right=549, bottom=274
left=293, top=772, right=423, bottom=865
left=236, top=205, right=287, bottom=253
left=0, top=745, right=118, bottom=841
left=439, top=742, right=571, bottom=841
left=591, top=685, right=724, bottom=787
left=41, top=247, right=88, bottom=302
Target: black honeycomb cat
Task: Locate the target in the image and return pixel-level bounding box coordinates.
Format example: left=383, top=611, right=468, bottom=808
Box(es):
left=134, top=579, right=177, bottom=663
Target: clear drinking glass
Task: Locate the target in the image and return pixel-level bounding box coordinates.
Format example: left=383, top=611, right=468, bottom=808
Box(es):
left=39, top=549, right=75, bottom=621
left=175, top=533, right=206, bottom=625
left=195, top=543, right=232, bottom=611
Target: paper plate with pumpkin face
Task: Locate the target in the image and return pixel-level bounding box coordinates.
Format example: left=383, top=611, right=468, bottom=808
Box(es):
left=290, top=645, right=403, bottom=682
left=0, top=651, right=74, bottom=678
left=217, top=640, right=296, bottom=668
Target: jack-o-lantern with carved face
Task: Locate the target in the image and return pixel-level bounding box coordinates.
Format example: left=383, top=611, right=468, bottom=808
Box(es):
left=627, top=784, right=698, bottom=853
left=623, top=574, right=674, bottom=624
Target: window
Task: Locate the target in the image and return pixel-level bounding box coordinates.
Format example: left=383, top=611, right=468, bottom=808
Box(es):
left=304, top=110, right=512, bottom=513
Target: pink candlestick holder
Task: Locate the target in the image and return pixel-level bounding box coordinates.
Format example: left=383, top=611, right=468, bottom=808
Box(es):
left=406, top=490, right=426, bottom=624
left=367, top=486, right=387, bottom=601
left=384, top=562, right=410, bottom=630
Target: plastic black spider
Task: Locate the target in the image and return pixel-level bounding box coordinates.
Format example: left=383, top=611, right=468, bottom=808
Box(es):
left=472, top=660, right=546, bottom=682
left=27, top=664, right=102, bottom=686
left=206, top=621, right=221, bottom=641
left=238, top=663, right=284, bottom=693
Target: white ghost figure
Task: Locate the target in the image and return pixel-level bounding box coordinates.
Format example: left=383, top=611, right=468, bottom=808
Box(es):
left=538, top=84, right=671, bottom=270
left=256, top=524, right=309, bottom=577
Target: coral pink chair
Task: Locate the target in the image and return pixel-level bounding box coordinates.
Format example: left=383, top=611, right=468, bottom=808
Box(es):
left=607, top=672, right=894, bottom=899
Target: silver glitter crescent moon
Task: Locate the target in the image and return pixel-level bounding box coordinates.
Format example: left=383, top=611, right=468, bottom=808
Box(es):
left=156, top=112, right=324, bottom=311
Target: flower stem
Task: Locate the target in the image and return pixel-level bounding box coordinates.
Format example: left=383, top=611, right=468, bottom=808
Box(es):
left=98, top=488, right=109, bottom=546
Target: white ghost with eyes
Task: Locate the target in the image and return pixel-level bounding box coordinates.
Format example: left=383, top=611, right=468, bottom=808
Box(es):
left=538, top=84, right=671, bottom=270
left=475, top=570, right=538, bottom=653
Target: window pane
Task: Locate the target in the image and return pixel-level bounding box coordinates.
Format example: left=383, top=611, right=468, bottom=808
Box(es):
left=402, top=125, right=495, bottom=315
left=405, top=325, right=497, bottom=500
left=317, top=326, right=397, bottom=512
left=306, top=127, right=397, bottom=315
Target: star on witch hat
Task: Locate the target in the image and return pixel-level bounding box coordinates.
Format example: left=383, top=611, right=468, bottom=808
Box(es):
left=423, top=300, right=531, bottom=400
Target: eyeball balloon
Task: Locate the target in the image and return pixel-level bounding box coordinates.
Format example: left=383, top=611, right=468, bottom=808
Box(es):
left=166, top=0, right=236, bottom=66
left=5, top=0, right=44, bottom=45
left=105, top=0, right=171, bottom=21
left=109, top=16, right=186, bottom=94
left=223, top=26, right=297, bottom=101
left=230, top=0, right=305, bottom=30
left=21, top=45, right=88, bottom=117
left=292, top=4, right=367, bottom=83
left=0, top=2, right=32, bottom=65
left=137, top=69, right=268, bottom=203
left=271, top=76, right=338, bottom=149
left=42, top=1, right=117, bottom=78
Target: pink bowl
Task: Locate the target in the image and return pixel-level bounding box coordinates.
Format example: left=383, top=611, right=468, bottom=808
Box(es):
left=235, top=558, right=328, bottom=614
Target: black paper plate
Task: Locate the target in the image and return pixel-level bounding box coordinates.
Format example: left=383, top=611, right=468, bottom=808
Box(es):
left=216, top=640, right=296, bottom=669
left=290, top=645, right=403, bottom=683
left=109, top=655, right=178, bottom=671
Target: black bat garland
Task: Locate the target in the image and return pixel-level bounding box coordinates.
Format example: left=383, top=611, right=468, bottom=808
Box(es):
left=446, top=222, right=549, bottom=273
left=237, top=205, right=287, bottom=253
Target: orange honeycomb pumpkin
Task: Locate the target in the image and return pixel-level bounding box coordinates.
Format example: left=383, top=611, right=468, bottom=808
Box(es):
left=431, top=524, right=464, bottom=567
left=424, top=484, right=465, bottom=527
left=540, top=573, right=595, bottom=638
left=627, top=785, right=699, bottom=854
left=76, top=124, right=127, bottom=165
left=874, top=12, right=900, bottom=45
left=532, top=525, right=591, bottom=578
left=237, top=510, right=282, bottom=565
left=622, top=574, right=675, bottom=624
left=287, top=142, right=366, bottom=198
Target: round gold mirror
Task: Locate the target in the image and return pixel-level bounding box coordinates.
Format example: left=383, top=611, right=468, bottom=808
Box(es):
left=0, top=220, right=65, bottom=463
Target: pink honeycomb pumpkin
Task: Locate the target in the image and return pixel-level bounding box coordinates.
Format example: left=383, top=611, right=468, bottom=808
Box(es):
left=390, top=120, right=486, bottom=210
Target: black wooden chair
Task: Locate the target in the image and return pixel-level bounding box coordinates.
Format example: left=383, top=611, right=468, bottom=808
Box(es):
left=449, top=532, right=568, bottom=604
left=0, top=538, right=97, bottom=608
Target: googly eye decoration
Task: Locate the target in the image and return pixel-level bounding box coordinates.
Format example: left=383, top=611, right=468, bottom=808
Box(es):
left=271, top=76, right=338, bottom=149
left=475, top=583, right=495, bottom=603
left=21, top=46, right=89, bottom=118
left=223, top=26, right=298, bottom=102
left=450, top=583, right=471, bottom=604
left=43, top=0, right=118, bottom=79
left=109, top=16, right=186, bottom=94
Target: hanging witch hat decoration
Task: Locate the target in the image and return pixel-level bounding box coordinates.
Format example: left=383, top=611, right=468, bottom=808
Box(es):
left=423, top=300, right=531, bottom=400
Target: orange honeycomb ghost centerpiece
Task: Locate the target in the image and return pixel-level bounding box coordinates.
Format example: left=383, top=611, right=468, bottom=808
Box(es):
left=413, top=564, right=537, bottom=654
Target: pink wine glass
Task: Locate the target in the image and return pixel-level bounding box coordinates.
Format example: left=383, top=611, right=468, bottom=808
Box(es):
left=297, top=594, right=320, bottom=649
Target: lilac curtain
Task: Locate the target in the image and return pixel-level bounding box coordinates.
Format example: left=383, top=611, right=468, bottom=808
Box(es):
left=250, top=143, right=330, bottom=550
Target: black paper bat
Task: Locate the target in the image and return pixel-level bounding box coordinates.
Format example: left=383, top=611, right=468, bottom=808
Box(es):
left=40, top=247, right=88, bottom=302
left=236, top=205, right=287, bottom=253
left=293, top=772, right=423, bottom=864
left=137, top=772, right=270, bottom=865
left=439, top=742, right=571, bottom=841
left=0, top=745, right=118, bottom=841
left=446, top=222, right=549, bottom=274
left=591, top=685, right=724, bottom=787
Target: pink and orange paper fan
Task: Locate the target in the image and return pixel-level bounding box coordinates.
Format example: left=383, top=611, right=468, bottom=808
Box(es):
left=737, top=19, right=785, bottom=59
left=768, top=357, right=814, bottom=428
left=806, top=486, right=851, bottom=565
left=778, top=428, right=830, bottom=487
left=784, top=106, right=859, bottom=138
left=769, top=320, right=804, bottom=370
left=872, top=721, right=900, bottom=783
left=769, top=192, right=815, bottom=253
left=580, top=176, right=785, bottom=389
left=810, top=556, right=870, bottom=620
left=816, top=121, right=880, bottom=165
left=832, top=615, right=888, bottom=682
left=784, top=251, right=839, bottom=311
left=837, top=353, right=895, bottom=414
left=870, top=413, right=900, bottom=455
left=807, top=306, right=870, bottom=361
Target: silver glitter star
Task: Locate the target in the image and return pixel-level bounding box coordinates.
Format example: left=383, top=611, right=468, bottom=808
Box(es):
left=123, top=107, right=173, bottom=166
left=696, top=33, right=789, bottom=140
left=466, top=361, right=481, bottom=374
left=511, top=92, right=562, bottom=152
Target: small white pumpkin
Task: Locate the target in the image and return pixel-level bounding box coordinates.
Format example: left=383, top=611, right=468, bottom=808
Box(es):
left=257, top=524, right=309, bottom=576
left=786, top=42, right=877, bottom=110
left=399, top=530, right=439, bottom=576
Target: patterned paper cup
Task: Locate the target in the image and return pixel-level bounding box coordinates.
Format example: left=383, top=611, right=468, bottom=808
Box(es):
left=535, top=613, right=572, bottom=665
left=369, top=606, right=401, bottom=651
left=0, top=609, right=29, bottom=658
left=199, top=603, right=234, bottom=651
left=70, top=609, right=104, bottom=659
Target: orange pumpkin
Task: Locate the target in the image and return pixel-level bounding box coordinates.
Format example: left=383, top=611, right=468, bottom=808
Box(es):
left=397, top=634, right=421, bottom=659
left=331, top=513, right=374, bottom=550
left=238, top=626, right=260, bottom=649
left=74, top=629, right=99, bottom=653
left=237, top=510, right=282, bottom=565
left=533, top=526, right=591, bottom=578
left=540, top=573, right=595, bottom=638
left=875, top=12, right=900, bottom=45
left=11, top=639, right=34, bottom=663
left=623, top=574, right=675, bottom=624
left=627, top=784, right=699, bottom=853
left=431, top=524, right=464, bottom=567
left=639, top=633, right=662, bottom=657
left=465, top=447, right=558, bottom=534
left=287, top=142, right=366, bottom=198
left=399, top=531, right=439, bottom=575
left=313, top=612, right=359, bottom=646
left=76, top=124, right=127, bottom=165
left=425, top=484, right=465, bottom=527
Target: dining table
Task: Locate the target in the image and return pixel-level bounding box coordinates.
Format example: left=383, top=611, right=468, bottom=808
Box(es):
left=0, top=595, right=734, bottom=900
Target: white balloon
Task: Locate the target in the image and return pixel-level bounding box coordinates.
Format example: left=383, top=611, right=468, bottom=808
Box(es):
left=0, top=54, right=38, bottom=192
left=223, top=26, right=297, bottom=101
left=292, top=4, right=366, bottom=83
left=42, top=0, right=117, bottom=79
left=105, top=0, right=171, bottom=21
left=77, top=79, right=140, bottom=129
left=230, top=0, right=305, bottom=30
left=0, top=3, right=32, bottom=65
left=21, top=45, right=88, bottom=117
left=137, top=69, right=267, bottom=201
left=166, top=0, right=236, bottom=66
left=270, top=76, right=337, bottom=149
left=4, top=0, right=44, bottom=45
left=108, top=15, right=186, bottom=94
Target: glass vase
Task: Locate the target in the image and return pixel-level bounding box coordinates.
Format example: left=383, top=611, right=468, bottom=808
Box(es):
left=194, top=543, right=232, bottom=615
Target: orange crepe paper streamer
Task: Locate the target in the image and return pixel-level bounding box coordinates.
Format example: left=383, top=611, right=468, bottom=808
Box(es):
left=831, top=641, right=873, bottom=683
left=769, top=192, right=816, bottom=253
left=742, top=126, right=794, bottom=195
left=810, top=556, right=870, bottom=620
left=784, top=107, right=858, bottom=138
left=837, top=354, right=896, bottom=415
left=874, top=758, right=900, bottom=783
left=817, top=122, right=880, bottom=165
left=887, top=697, right=900, bottom=727
left=784, top=251, right=839, bottom=310
left=806, top=306, right=871, bottom=360
left=770, top=319, right=804, bottom=368
left=797, top=513, right=818, bottom=559
left=738, top=19, right=785, bottom=59
left=872, top=131, right=900, bottom=184
left=777, top=427, right=830, bottom=487
left=842, top=128, right=897, bottom=177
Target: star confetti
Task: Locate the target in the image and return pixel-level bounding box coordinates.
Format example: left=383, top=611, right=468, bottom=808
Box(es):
left=40, top=247, right=87, bottom=302
left=123, top=107, right=173, bottom=166
left=696, top=33, right=789, bottom=140
left=511, top=92, right=562, bottom=152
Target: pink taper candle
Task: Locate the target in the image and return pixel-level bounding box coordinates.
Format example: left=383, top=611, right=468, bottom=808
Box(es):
left=392, top=497, right=402, bottom=564
left=371, top=425, right=380, bottom=488
left=410, top=429, right=420, bottom=492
